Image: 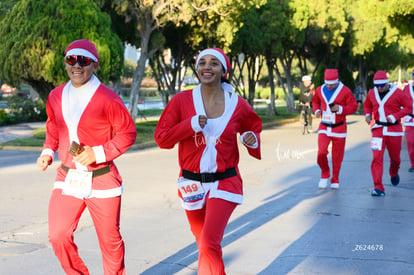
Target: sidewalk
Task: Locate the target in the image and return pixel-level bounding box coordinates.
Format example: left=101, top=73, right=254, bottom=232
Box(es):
left=0, top=122, right=45, bottom=148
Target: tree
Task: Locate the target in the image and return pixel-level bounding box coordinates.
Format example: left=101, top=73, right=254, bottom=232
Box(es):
left=232, top=5, right=267, bottom=107
left=105, top=0, right=193, bottom=120
left=0, top=0, right=124, bottom=102
left=0, top=0, right=17, bottom=19
left=151, top=23, right=194, bottom=105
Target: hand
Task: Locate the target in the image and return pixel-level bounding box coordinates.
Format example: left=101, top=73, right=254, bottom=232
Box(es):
left=37, top=155, right=52, bottom=171
left=386, top=116, right=394, bottom=123
left=243, top=132, right=256, bottom=146
left=365, top=115, right=372, bottom=125
left=199, top=115, right=207, bottom=129
left=330, top=104, right=339, bottom=113
left=73, top=146, right=96, bottom=166
left=315, top=110, right=321, bottom=118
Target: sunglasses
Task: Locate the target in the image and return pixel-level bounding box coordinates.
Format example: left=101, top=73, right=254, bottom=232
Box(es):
left=65, top=55, right=93, bottom=67
left=374, top=83, right=387, bottom=88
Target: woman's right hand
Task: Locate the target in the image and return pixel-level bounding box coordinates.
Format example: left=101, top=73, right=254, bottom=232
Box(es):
left=199, top=115, right=207, bottom=129
left=37, top=155, right=52, bottom=171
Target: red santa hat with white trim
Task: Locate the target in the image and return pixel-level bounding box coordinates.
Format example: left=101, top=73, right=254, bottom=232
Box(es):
left=373, top=70, right=388, bottom=85
left=324, top=69, right=339, bottom=85
left=195, top=48, right=231, bottom=78
left=65, top=39, right=99, bottom=62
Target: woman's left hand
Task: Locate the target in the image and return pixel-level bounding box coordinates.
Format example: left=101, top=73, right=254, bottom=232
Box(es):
left=243, top=132, right=256, bottom=146
left=73, top=146, right=96, bottom=166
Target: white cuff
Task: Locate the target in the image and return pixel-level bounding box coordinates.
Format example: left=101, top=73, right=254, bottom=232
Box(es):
left=93, top=145, right=106, bottom=164
left=315, top=110, right=321, bottom=116
left=387, top=115, right=396, bottom=124
left=336, top=105, right=343, bottom=114
left=240, top=131, right=258, bottom=149
left=191, top=115, right=203, bottom=132
left=41, top=148, right=55, bottom=160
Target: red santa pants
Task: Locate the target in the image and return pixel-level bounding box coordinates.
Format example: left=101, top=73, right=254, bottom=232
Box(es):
left=371, top=130, right=402, bottom=191
left=406, top=126, right=414, bottom=168
left=317, top=133, right=346, bottom=183
left=185, top=197, right=237, bottom=275
left=48, top=189, right=125, bottom=275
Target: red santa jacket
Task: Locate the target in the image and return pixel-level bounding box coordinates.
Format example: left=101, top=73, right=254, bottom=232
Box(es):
left=154, top=85, right=261, bottom=204
left=312, top=82, right=357, bottom=137
left=43, top=80, right=136, bottom=195
left=364, top=84, right=413, bottom=136
left=402, top=84, right=414, bottom=126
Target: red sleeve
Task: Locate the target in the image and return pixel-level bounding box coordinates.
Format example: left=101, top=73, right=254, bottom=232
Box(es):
left=101, top=94, right=137, bottom=161
left=239, top=98, right=262, bottom=160
left=154, top=91, right=196, bottom=149
left=363, top=89, right=374, bottom=116
left=43, top=88, right=61, bottom=153
left=341, top=87, right=358, bottom=115
left=394, top=88, right=413, bottom=120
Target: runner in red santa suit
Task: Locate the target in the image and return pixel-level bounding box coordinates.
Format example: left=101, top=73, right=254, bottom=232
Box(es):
left=364, top=70, right=413, bottom=196
left=37, top=39, right=136, bottom=274
left=402, top=69, right=414, bottom=172
left=155, top=48, right=262, bottom=275
left=312, top=69, right=357, bottom=189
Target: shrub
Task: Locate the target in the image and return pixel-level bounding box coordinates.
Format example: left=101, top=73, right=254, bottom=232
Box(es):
left=2, top=95, right=47, bottom=125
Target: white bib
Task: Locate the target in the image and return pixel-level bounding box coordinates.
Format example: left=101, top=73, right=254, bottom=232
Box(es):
left=322, top=111, right=336, bottom=124
left=63, top=169, right=93, bottom=198
left=370, top=137, right=383, bottom=151
left=177, top=177, right=206, bottom=210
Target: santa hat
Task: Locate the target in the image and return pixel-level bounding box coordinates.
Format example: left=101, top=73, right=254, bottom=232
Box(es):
left=324, top=69, right=339, bottom=84
left=373, top=70, right=388, bottom=85
left=195, top=48, right=230, bottom=78
left=302, top=75, right=311, bottom=81
left=65, top=39, right=99, bottom=62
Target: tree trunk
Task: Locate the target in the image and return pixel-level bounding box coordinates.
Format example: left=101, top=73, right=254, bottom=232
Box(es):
left=25, top=79, right=54, bottom=102
left=265, top=55, right=277, bottom=116
left=278, top=55, right=296, bottom=112
left=129, top=18, right=154, bottom=121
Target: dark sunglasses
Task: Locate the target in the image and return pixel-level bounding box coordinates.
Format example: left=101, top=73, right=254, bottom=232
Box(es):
left=374, top=83, right=387, bottom=88
left=65, top=55, right=93, bottom=67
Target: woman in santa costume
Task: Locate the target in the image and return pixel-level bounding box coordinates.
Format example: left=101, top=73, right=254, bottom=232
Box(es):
left=402, top=69, right=414, bottom=172
left=364, top=70, right=413, bottom=196
left=312, top=69, right=357, bottom=189
left=154, top=48, right=262, bottom=275
left=37, top=39, right=136, bottom=274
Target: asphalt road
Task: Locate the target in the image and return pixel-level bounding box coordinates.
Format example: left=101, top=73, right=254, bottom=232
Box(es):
left=1, top=115, right=413, bottom=275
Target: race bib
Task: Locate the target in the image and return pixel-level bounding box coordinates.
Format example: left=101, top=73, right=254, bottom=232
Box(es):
left=177, top=177, right=206, bottom=210
left=322, top=111, right=336, bottom=124
left=63, top=169, right=93, bottom=198
left=371, top=137, right=383, bottom=151
left=177, top=178, right=205, bottom=202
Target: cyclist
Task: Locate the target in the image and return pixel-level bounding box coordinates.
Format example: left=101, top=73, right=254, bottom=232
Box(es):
left=299, top=75, right=314, bottom=134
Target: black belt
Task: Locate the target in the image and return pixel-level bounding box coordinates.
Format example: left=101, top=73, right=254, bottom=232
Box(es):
left=321, top=121, right=344, bottom=128
left=409, top=114, right=414, bottom=118
left=182, top=168, right=237, bottom=183
left=375, top=120, right=398, bottom=126
left=61, top=164, right=110, bottom=178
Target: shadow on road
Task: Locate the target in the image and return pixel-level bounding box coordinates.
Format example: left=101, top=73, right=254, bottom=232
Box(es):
left=140, top=140, right=414, bottom=274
